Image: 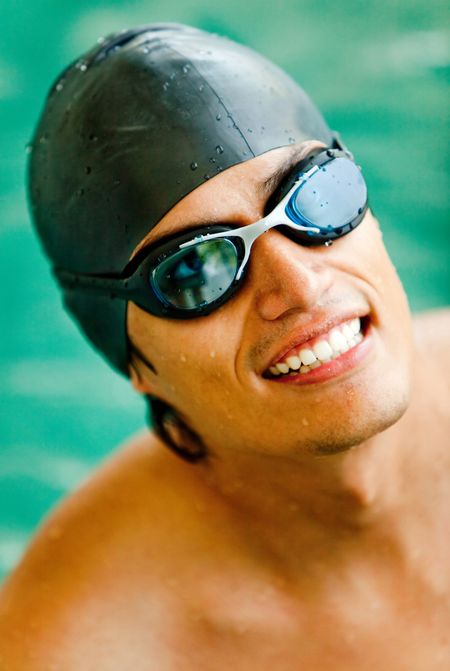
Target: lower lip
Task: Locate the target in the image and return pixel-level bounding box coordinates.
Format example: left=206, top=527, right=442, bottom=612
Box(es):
left=269, top=325, right=374, bottom=386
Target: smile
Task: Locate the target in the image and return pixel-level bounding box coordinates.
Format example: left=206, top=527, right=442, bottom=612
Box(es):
left=265, top=316, right=370, bottom=381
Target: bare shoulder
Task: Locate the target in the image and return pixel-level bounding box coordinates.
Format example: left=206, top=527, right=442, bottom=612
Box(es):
left=0, top=431, right=195, bottom=669
left=412, top=307, right=450, bottom=367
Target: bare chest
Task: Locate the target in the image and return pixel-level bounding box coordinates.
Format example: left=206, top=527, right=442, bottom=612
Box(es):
left=66, top=582, right=450, bottom=671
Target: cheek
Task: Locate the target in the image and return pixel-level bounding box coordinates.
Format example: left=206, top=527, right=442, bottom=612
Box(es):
left=128, top=302, right=242, bottom=407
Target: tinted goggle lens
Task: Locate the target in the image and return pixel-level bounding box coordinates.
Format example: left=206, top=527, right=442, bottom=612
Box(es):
left=286, top=157, right=367, bottom=237
left=151, top=238, right=239, bottom=309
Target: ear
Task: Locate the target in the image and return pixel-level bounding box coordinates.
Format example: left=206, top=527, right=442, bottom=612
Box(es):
left=129, top=361, right=152, bottom=394
left=128, top=355, right=160, bottom=395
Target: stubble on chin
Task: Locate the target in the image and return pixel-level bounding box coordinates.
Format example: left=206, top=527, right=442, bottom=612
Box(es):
left=302, top=388, right=411, bottom=457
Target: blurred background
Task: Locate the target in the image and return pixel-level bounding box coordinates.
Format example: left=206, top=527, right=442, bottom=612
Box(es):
left=0, top=0, right=449, bottom=582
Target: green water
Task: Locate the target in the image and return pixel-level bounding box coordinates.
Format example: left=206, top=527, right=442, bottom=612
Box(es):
left=0, top=0, right=449, bottom=581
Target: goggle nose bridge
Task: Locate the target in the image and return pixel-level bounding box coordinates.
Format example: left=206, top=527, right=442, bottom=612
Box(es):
left=180, top=196, right=320, bottom=281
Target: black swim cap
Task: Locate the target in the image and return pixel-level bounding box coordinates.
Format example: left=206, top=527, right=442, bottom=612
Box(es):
left=28, top=23, right=334, bottom=375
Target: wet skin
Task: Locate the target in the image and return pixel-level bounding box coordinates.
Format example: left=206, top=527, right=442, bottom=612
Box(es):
left=0, top=143, right=449, bottom=670
left=128, top=141, right=413, bottom=459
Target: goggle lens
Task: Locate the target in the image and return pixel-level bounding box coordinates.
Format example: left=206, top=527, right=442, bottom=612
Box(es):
left=287, top=157, right=367, bottom=234
left=151, top=238, right=239, bottom=309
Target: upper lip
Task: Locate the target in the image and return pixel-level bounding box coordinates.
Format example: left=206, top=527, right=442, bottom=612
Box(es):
left=261, top=309, right=369, bottom=373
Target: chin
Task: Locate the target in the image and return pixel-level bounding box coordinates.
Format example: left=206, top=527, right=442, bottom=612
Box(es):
left=302, top=383, right=411, bottom=457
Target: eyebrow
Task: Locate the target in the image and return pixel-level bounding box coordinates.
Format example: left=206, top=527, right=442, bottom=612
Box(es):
left=258, top=152, right=300, bottom=198
left=133, top=149, right=303, bottom=257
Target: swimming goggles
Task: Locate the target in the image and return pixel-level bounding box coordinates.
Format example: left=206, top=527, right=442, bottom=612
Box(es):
left=55, top=147, right=368, bottom=319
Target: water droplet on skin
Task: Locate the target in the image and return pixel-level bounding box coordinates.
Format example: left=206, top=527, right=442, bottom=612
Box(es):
left=56, top=81, right=64, bottom=92
left=163, top=81, right=169, bottom=91
left=288, top=137, right=295, bottom=143
left=78, top=188, right=85, bottom=196
left=204, top=174, right=210, bottom=180
left=39, top=133, right=49, bottom=144
left=182, top=64, right=191, bottom=73
left=209, top=350, right=216, bottom=358
left=216, top=113, right=222, bottom=121
left=198, top=84, right=204, bottom=92
left=247, top=128, right=253, bottom=133
left=85, top=166, right=92, bottom=175
left=180, top=354, right=187, bottom=363
left=141, top=46, right=149, bottom=54
left=89, top=134, right=98, bottom=142
left=215, top=145, right=224, bottom=154
left=190, top=162, right=198, bottom=170
left=76, top=60, right=88, bottom=72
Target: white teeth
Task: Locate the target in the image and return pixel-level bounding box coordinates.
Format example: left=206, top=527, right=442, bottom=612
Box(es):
left=341, top=324, right=354, bottom=340
left=313, top=340, right=333, bottom=362
left=299, top=348, right=317, bottom=366
left=286, top=355, right=301, bottom=370
left=350, top=318, right=361, bottom=334
left=276, top=362, right=290, bottom=374
left=328, top=329, right=348, bottom=352
left=267, top=316, right=365, bottom=377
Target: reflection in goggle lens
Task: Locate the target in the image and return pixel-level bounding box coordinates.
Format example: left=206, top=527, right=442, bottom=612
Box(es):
left=152, top=238, right=239, bottom=309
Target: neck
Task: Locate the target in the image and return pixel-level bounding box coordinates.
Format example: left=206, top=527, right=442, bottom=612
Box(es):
left=196, top=359, right=449, bottom=585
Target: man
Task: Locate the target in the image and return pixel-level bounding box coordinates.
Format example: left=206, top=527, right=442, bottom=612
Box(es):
left=0, top=23, right=449, bottom=670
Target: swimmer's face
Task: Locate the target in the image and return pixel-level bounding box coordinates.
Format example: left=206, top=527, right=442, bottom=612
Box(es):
left=127, top=142, right=413, bottom=458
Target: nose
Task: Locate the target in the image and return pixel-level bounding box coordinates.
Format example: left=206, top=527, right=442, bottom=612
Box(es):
left=248, top=229, right=334, bottom=321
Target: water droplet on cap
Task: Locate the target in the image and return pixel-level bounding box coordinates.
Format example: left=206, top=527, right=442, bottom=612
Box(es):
left=216, top=113, right=222, bottom=121
left=25, top=143, right=33, bottom=154
left=85, top=166, right=92, bottom=175
left=324, top=240, right=333, bottom=247
left=198, top=84, right=204, bottom=92
left=215, top=145, right=224, bottom=154
left=182, top=64, right=191, bottom=73
left=190, top=162, right=198, bottom=170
